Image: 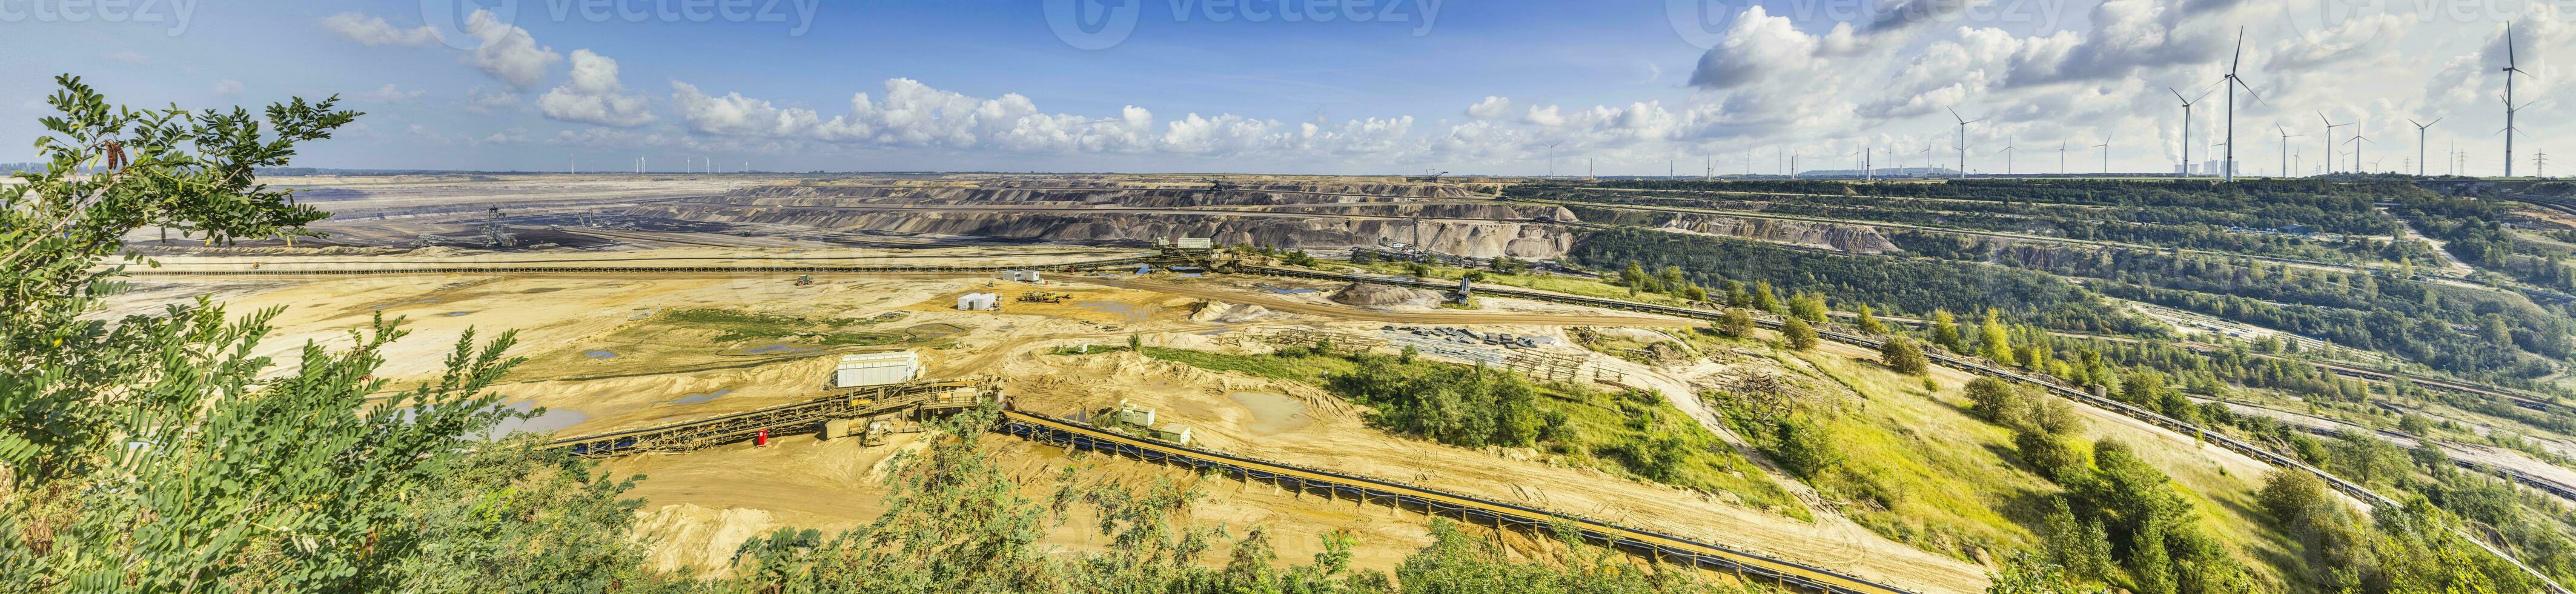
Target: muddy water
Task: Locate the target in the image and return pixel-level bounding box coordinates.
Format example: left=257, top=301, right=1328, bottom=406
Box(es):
left=673, top=388, right=734, bottom=405
left=483, top=401, right=591, bottom=439
left=1228, top=392, right=1311, bottom=435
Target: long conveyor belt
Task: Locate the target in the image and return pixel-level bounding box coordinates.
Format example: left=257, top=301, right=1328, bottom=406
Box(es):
left=997, top=409, right=1913, bottom=594
left=542, top=378, right=996, bottom=456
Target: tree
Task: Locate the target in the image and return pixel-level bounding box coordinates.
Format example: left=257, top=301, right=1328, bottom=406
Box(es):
left=1489, top=255, right=1529, bottom=275
left=1789, top=291, right=1829, bottom=322
left=1752, top=281, right=1783, bottom=313
left=1966, top=377, right=2029, bottom=427
left=1782, top=317, right=1818, bottom=350
left=1881, top=338, right=1931, bottom=375
left=1770, top=415, right=1843, bottom=479
left=1855, top=304, right=1888, bottom=334
left=2129, top=518, right=2177, bottom=594
left=1930, top=310, right=1965, bottom=353
left=1980, top=309, right=2017, bottom=364
left=1720, top=307, right=1755, bottom=338
left=1, top=76, right=672, bottom=592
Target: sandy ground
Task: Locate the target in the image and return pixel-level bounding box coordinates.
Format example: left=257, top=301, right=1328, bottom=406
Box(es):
left=102, top=255, right=1996, bottom=591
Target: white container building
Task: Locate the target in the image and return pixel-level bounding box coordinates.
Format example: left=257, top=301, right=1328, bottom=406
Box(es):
left=835, top=351, right=920, bottom=389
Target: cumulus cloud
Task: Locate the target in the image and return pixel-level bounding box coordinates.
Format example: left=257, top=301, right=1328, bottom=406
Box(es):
left=212, top=79, right=243, bottom=96
left=1466, top=96, right=1511, bottom=119
left=322, top=12, right=443, bottom=47
left=537, top=50, right=655, bottom=127
left=462, top=9, right=559, bottom=89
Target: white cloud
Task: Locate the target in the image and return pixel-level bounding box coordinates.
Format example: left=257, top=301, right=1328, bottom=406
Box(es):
left=359, top=84, right=425, bottom=103
left=537, top=49, right=656, bottom=127
left=1466, top=96, right=1511, bottom=119
left=462, top=9, right=559, bottom=89
left=322, top=12, right=443, bottom=47
left=212, top=79, right=243, bottom=97
left=465, top=85, right=521, bottom=114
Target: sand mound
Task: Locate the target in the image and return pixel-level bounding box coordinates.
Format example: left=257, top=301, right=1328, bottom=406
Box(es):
left=1328, top=282, right=1439, bottom=308
left=1191, top=300, right=1276, bottom=323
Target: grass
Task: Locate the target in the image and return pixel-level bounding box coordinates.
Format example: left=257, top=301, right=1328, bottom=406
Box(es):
left=661, top=307, right=907, bottom=345
left=1771, top=351, right=2060, bottom=562
left=1059, top=344, right=1809, bottom=518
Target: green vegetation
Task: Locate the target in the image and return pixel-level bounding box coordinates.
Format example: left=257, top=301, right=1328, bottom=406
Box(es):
left=661, top=307, right=910, bottom=346
left=1569, top=227, right=2165, bottom=335
left=4, top=75, right=1818, bottom=594
left=1710, top=352, right=2063, bottom=562
left=1113, top=344, right=1804, bottom=514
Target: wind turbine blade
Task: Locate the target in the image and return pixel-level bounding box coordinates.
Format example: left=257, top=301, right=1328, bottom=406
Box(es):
left=2171, top=87, right=2188, bottom=103
left=2233, top=27, right=2245, bottom=73
left=1949, top=107, right=1964, bottom=122
left=2239, top=81, right=2263, bottom=105
left=2508, top=24, right=2517, bottom=68
left=2408, top=118, right=2423, bottom=128
left=2191, top=88, right=2215, bottom=102
left=2429, top=116, right=2443, bottom=126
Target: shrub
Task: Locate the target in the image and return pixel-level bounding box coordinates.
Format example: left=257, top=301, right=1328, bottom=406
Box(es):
left=1881, top=337, right=1930, bottom=375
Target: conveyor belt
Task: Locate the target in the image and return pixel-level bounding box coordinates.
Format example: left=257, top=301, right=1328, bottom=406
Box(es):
left=997, top=409, right=1913, bottom=594
left=542, top=378, right=995, bottom=456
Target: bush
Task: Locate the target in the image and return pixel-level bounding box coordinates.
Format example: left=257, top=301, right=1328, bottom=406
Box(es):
left=1782, top=317, right=1818, bottom=350
left=1720, top=307, right=1755, bottom=338
left=1881, top=337, right=1930, bottom=375
left=1769, top=415, right=1844, bottom=480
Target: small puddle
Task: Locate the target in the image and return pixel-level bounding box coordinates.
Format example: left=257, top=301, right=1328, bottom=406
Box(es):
left=442, top=401, right=589, bottom=441
left=1229, top=392, right=1311, bottom=435
left=672, top=388, right=734, bottom=405
left=582, top=349, right=618, bottom=359
left=442, top=312, right=473, bottom=317
left=743, top=344, right=813, bottom=355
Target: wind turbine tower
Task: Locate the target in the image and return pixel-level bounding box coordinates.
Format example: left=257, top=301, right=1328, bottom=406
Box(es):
left=2172, top=87, right=2214, bottom=176
left=2347, top=135, right=2373, bottom=173
left=2317, top=112, right=2350, bottom=174
left=2276, top=125, right=2303, bottom=179
left=2408, top=118, right=2442, bottom=176
left=2094, top=135, right=2111, bottom=174
left=1950, top=108, right=1985, bottom=178
left=2220, top=27, right=2263, bottom=181
left=2504, top=23, right=2531, bottom=176
left=1999, top=136, right=2017, bottom=175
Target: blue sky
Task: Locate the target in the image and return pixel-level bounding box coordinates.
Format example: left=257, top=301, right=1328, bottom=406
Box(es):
left=3, top=1, right=2571, bottom=176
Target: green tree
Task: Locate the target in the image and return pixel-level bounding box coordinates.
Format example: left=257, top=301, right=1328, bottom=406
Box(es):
left=1789, top=291, right=1829, bottom=322
left=1752, top=281, right=1783, bottom=314
left=1770, top=415, right=1843, bottom=480
left=1855, top=304, right=1888, bottom=334
left=1782, top=317, right=1819, bottom=350
left=2129, top=518, right=2177, bottom=594
left=1720, top=307, right=1755, bottom=338
left=1, top=76, right=672, bottom=593
left=1881, top=337, right=1931, bottom=375
left=1930, top=310, right=1965, bottom=353
left=1979, top=309, right=2017, bottom=365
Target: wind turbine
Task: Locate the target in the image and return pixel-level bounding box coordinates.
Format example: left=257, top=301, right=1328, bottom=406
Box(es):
left=2408, top=118, right=2442, bottom=176
left=2172, top=86, right=2215, bottom=176
left=2347, top=135, right=2374, bottom=173
left=2220, top=27, right=2263, bottom=181
left=1950, top=108, right=1986, bottom=178
left=2318, top=112, right=2350, bottom=173
left=2094, top=134, right=2112, bottom=174
left=1544, top=141, right=1563, bottom=176
left=1999, top=137, right=2017, bottom=175
left=2503, top=22, right=2532, bottom=176
left=2276, top=125, right=2304, bottom=179
left=2059, top=141, right=2068, bottom=175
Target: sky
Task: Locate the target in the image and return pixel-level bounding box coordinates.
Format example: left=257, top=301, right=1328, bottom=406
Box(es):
left=2, top=0, right=2571, bottom=176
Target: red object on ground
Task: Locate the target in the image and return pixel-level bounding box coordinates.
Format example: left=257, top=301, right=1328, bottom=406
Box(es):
left=755, top=429, right=769, bottom=447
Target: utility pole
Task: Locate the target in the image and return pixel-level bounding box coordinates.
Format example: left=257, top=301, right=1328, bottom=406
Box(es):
left=2540, top=150, right=2551, bottom=178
